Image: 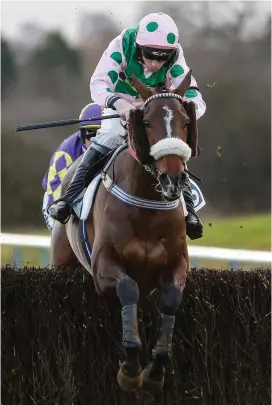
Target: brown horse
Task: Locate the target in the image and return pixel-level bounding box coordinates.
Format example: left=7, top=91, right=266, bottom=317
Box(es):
left=51, top=70, right=198, bottom=393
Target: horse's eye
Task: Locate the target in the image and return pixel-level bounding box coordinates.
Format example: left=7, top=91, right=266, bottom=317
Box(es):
left=144, top=120, right=151, bottom=129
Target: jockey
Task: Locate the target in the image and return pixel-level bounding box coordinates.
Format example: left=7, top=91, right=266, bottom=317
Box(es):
left=48, top=12, right=206, bottom=240
left=42, top=102, right=102, bottom=230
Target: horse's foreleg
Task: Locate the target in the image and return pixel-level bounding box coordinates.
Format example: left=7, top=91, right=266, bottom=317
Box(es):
left=94, top=247, right=142, bottom=392
left=116, top=274, right=143, bottom=391
left=142, top=255, right=188, bottom=393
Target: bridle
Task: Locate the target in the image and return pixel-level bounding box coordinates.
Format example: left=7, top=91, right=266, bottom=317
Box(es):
left=129, top=92, right=201, bottom=183
left=140, top=92, right=186, bottom=179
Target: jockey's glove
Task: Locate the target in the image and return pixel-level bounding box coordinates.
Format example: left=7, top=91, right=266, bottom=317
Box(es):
left=114, top=99, right=135, bottom=121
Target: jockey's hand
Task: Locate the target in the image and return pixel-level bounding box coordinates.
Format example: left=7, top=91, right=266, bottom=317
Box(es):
left=114, top=99, right=135, bottom=121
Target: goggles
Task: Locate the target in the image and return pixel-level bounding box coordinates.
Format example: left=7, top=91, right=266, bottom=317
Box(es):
left=81, top=126, right=99, bottom=140
left=140, top=46, right=175, bottom=62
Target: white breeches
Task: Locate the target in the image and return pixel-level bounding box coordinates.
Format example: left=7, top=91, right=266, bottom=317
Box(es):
left=91, top=108, right=126, bottom=149
left=42, top=193, right=54, bottom=231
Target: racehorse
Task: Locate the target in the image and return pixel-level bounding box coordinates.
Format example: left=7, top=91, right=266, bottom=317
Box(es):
left=51, top=70, right=198, bottom=393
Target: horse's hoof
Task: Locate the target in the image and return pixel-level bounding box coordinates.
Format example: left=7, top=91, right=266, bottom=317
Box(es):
left=142, top=365, right=165, bottom=394
left=117, top=363, right=143, bottom=392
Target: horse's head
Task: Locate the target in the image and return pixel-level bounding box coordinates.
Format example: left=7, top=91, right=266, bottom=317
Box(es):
left=128, top=70, right=198, bottom=201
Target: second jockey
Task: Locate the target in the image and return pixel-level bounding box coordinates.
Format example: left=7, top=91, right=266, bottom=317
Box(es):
left=43, top=102, right=102, bottom=230
left=48, top=12, right=206, bottom=239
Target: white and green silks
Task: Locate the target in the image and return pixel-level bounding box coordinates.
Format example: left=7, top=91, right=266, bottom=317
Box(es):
left=90, top=13, right=206, bottom=150
left=90, top=19, right=206, bottom=120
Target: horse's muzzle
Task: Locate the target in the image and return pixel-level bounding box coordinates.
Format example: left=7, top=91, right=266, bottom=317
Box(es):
left=158, top=172, right=186, bottom=201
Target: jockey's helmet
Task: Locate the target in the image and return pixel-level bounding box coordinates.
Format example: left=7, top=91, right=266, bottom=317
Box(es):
left=136, top=12, right=179, bottom=62
left=79, top=102, right=102, bottom=140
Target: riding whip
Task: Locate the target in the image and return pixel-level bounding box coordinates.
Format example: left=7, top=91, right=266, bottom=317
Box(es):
left=15, top=114, right=120, bottom=132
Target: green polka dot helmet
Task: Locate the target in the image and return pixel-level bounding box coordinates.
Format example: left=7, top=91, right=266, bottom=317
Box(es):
left=136, top=12, right=179, bottom=50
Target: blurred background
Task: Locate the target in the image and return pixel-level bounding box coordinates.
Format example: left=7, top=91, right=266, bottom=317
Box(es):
left=1, top=1, right=271, bottom=267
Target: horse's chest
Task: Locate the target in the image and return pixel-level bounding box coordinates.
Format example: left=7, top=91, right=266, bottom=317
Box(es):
left=122, top=235, right=183, bottom=268
left=108, top=203, right=185, bottom=267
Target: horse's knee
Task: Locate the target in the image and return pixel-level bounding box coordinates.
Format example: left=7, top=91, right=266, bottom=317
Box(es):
left=160, top=283, right=183, bottom=315
left=96, top=276, right=118, bottom=296
left=96, top=274, right=140, bottom=303
left=116, top=275, right=139, bottom=306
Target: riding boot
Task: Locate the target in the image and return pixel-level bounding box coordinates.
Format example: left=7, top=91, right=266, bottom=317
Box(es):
left=182, top=174, right=203, bottom=240
left=48, top=144, right=111, bottom=224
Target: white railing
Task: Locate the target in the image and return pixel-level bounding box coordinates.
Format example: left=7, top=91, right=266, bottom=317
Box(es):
left=1, top=233, right=271, bottom=268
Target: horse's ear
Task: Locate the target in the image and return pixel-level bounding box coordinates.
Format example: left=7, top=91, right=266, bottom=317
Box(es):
left=131, top=74, right=153, bottom=101
left=173, top=69, right=192, bottom=97
left=128, top=109, right=153, bottom=165
left=183, top=100, right=198, bottom=157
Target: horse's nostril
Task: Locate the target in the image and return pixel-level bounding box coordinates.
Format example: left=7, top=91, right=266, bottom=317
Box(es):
left=158, top=173, right=186, bottom=196
left=159, top=173, right=170, bottom=187
left=171, top=174, right=183, bottom=188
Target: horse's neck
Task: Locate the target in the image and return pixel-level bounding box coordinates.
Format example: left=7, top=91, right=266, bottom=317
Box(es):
left=115, top=150, right=160, bottom=201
